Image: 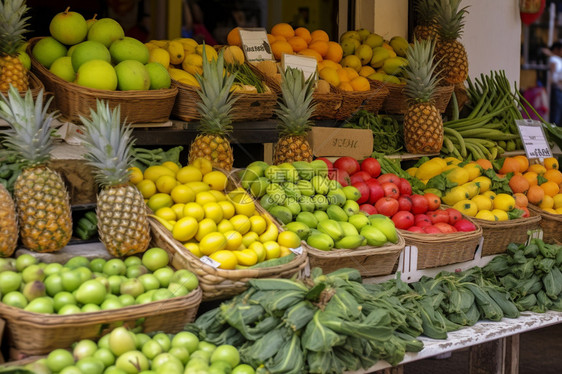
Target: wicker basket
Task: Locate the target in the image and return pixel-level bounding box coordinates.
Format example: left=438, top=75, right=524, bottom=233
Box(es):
left=0, top=288, right=202, bottom=356
left=382, top=83, right=454, bottom=114
left=362, top=79, right=390, bottom=113
left=398, top=215, right=483, bottom=269
left=474, top=210, right=542, bottom=256
left=27, top=37, right=178, bottom=124
left=335, top=84, right=390, bottom=120
left=311, top=87, right=343, bottom=120
left=528, top=204, right=562, bottom=244
left=303, top=235, right=405, bottom=278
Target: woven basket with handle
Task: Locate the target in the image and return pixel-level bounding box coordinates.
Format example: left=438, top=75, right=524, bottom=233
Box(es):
left=528, top=204, right=562, bottom=244
left=27, top=37, right=178, bottom=124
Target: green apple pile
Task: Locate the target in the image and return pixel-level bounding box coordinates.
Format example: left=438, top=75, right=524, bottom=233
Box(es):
left=20, top=327, right=255, bottom=374
left=31, top=8, right=170, bottom=91
left=238, top=160, right=399, bottom=251
left=0, top=248, right=198, bottom=315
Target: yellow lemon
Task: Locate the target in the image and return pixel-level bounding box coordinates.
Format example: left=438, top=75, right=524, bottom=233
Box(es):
left=277, top=231, right=301, bottom=249
left=155, top=207, right=176, bottom=221
left=144, top=165, right=176, bottom=182
left=444, top=157, right=462, bottom=165
left=446, top=167, right=470, bottom=185
left=430, top=157, right=448, bottom=170
left=406, top=167, right=417, bottom=177
left=462, top=182, right=481, bottom=199
left=248, top=241, right=266, bottom=262
left=149, top=47, right=170, bottom=68
left=233, top=249, right=258, bottom=266
left=242, top=231, right=259, bottom=247
left=463, top=163, right=481, bottom=181
left=183, top=202, right=205, bottom=221
left=249, top=215, right=267, bottom=235
left=218, top=200, right=235, bottom=219
left=217, top=219, right=235, bottom=233
left=170, top=184, right=195, bottom=204
left=452, top=199, right=478, bottom=217
left=230, top=214, right=251, bottom=234
left=224, top=230, right=243, bottom=251
left=471, top=195, right=492, bottom=211
left=176, top=166, right=203, bottom=183
left=172, top=216, right=199, bottom=242
left=199, top=232, right=227, bottom=255
left=191, top=157, right=213, bottom=175
left=482, top=190, right=496, bottom=200
left=491, top=209, right=509, bottom=221
left=473, top=176, right=492, bottom=193
left=203, top=202, right=224, bottom=223
left=493, top=194, right=515, bottom=211
left=415, top=159, right=444, bottom=180
left=185, top=181, right=210, bottom=195
left=195, top=218, right=218, bottom=241
left=444, top=164, right=458, bottom=171
left=555, top=207, right=562, bottom=214
left=539, top=195, right=554, bottom=210
left=279, top=246, right=292, bottom=258
left=128, top=167, right=143, bottom=184
left=195, top=191, right=217, bottom=205
left=184, top=242, right=201, bottom=257
left=203, top=170, right=228, bottom=191
left=544, top=208, right=557, bottom=214
left=147, top=193, right=173, bottom=212
left=171, top=203, right=185, bottom=219
left=475, top=209, right=497, bottom=221
left=263, top=241, right=281, bottom=260
left=209, top=190, right=227, bottom=202
left=442, top=186, right=469, bottom=206
left=136, top=179, right=156, bottom=198
left=161, top=161, right=180, bottom=173
left=155, top=175, right=177, bottom=194
left=259, top=220, right=279, bottom=243
left=552, top=193, right=562, bottom=209
left=209, top=250, right=237, bottom=269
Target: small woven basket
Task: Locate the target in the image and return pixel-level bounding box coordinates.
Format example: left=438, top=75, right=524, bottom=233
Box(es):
left=335, top=83, right=390, bottom=120
left=398, top=214, right=483, bottom=269
left=473, top=211, right=542, bottom=256
left=1, top=71, right=45, bottom=100
left=528, top=204, right=562, bottom=244
left=303, top=235, right=405, bottom=278
left=0, top=288, right=202, bottom=356
left=382, top=83, right=454, bottom=114
left=311, top=87, right=343, bottom=120
left=27, top=37, right=178, bottom=124
left=362, top=79, right=390, bottom=113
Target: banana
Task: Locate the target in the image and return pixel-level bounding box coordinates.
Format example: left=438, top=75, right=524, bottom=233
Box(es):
left=167, top=40, right=185, bottom=65
left=259, top=220, right=278, bottom=243
left=148, top=214, right=174, bottom=232
left=317, top=219, right=344, bottom=241
left=168, top=68, right=199, bottom=87
left=335, top=234, right=365, bottom=249
left=150, top=39, right=169, bottom=48
left=175, top=37, right=198, bottom=49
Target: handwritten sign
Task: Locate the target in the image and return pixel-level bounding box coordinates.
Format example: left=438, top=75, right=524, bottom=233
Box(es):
left=281, top=54, right=318, bottom=80
left=516, top=119, right=552, bottom=159
left=239, top=28, right=273, bottom=62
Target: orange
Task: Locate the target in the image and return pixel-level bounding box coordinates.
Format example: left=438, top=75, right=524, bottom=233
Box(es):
left=544, top=169, right=562, bottom=185
left=294, top=27, right=312, bottom=44
left=287, top=36, right=308, bottom=52
left=336, top=68, right=350, bottom=83
left=508, top=174, right=530, bottom=193
left=540, top=180, right=560, bottom=197
left=513, top=192, right=528, bottom=208
left=271, top=23, right=295, bottom=39
left=513, top=155, right=529, bottom=173
left=522, top=171, right=538, bottom=187
left=527, top=184, right=545, bottom=205
left=298, top=48, right=322, bottom=62
left=271, top=40, right=293, bottom=60
left=359, top=65, right=376, bottom=77
left=273, top=35, right=287, bottom=42
left=325, top=41, right=343, bottom=63
left=343, top=67, right=359, bottom=79
left=266, top=33, right=276, bottom=45
left=498, top=157, right=520, bottom=174
left=528, top=163, right=547, bottom=175
left=227, top=27, right=242, bottom=46
left=544, top=157, right=559, bottom=170
left=338, top=81, right=353, bottom=91
left=318, top=59, right=341, bottom=70
left=349, top=76, right=370, bottom=91
left=310, top=29, right=330, bottom=42
left=475, top=159, right=493, bottom=170
left=309, top=40, right=329, bottom=57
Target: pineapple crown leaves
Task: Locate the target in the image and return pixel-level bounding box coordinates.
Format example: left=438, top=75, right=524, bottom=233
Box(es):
left=402, top=39, right=442, bottom=103
left=0, top=86, right=56, bottom=167
left=436, top=0, right=469, bottom=40
left=0, top=0, right=31, bottom=55
left=195, top=45, right=238, bottom=136
left=79, top=100, right=136, bottom=187
left=415, top=0, right=438, bottom=25
left=275, top=67, right=317, bottom=137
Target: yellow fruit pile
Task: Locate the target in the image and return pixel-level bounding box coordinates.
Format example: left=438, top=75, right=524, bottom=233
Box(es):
left=339, top=29, right=409, bottom=85
left=129, top=158, right=299, bottom=270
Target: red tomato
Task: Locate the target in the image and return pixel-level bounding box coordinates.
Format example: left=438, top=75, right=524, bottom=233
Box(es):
left=360, top=157, right=381, bottom=178
left=423, top=226, right=442, bottom=234
left=316, top=157, right=333, bottom=169
left=329, top=168, right=350, bottom=187
left=377, top=173, right=400, bottom=185
left=407, top=226, right=425, bottom=233
left=350, top=171, right=371, bottom=184
left=381, top=182, right=400, bottom=199
left=411, top=194, right=429, bottom=214
left=445, top=208, right=463, bottom=224
left=334, top=156, right=360, bottom=176
left=392, top=211, right=415, bottom=229
left=519, top=206, right=530, bottom=218
left=414, top=214, right=432, bottom=228
left=375, top=197, right=399, bottom=217
left=424, top=192, right=441, bottom=211
left=359, top=204, right=377, bottom=215
left=399, top=178, right=412, bottom=196
left=454, top=219, right=477, bottom=232
left=352, top=181, right=370, bottom=204
left=429, top=210, right=450, bottom=224
left=397, top=195, right=413, bottom=212
left=366, top=179, right=384, bottom=204
left=433, top=222, right=457, bottom=233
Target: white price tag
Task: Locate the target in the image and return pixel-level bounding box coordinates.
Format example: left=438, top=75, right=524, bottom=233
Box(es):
left=290, top=246, right=303, bottom=255
left=516, top=119, right=553, bottom=159
left=281, top=54, right=318, bottom=80
left=238, top=28, right=273, bottom=62
left=199, top=256, right=221, bottom=268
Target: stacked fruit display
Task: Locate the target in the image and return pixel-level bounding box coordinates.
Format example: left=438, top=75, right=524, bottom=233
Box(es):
left=31, top=8, right=170, bottom=91
left=21, top=327, right=253, bottom=374
left=0, top=249, right=198, bottom=314
left=238, top=159, right=399, bottom=251
left=132, top=158, right=299, bottom=270
left=338, top=29, right=409, bottom=85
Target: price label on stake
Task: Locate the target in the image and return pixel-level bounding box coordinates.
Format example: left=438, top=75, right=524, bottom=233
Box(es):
left=290, top=246, right=303, bottom=255
left=199, top=256, right=221, bottom=268
left=281, top=54, right=318, bottom=80
left=516, top=119, right=553, bottom=159
left=239, top=28, right=273, bottom=62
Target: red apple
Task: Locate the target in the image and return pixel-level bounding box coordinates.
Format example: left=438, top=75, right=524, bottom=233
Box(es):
left=423, top=226, right=442, bottom=234
left=454, top=219, right=477, bottom=232
left=366, top=180, right=385, bottom=205
left=428, top=209, right=450, bottom=224
left=360, top=157, right=381, bottom=178
left=411, top=194, right=429, bottom=214
left=316, top=157, right=333, bottom=169
left=433, top=222, right=457, bottom=233
left=381, top=182, right=400, bottom=199
left=408, top=226, right=425, bottom=233
left=414, top=214, right=432, bottom=228
left=445, top=208, right=463, bottom=224
left=397, top=195, right=413, bottom=211
left=350, top=171, right=371, bottom=184
left=334, top=156, right=360, bottom=176
left=377, top=173, right=400, bottom=185
left=374, top=197, right=399, bottom=217
left=360, top=204, right=377, bottom=215
left=424, top=192, right=441, bottom=211
left=392, top=211, right=415, bottom=229
left=352, top=181, right=370, bottom=204
left=398, top=178, right=412, bottom=196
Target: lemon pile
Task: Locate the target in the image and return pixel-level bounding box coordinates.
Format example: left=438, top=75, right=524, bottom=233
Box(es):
left=129, top=158, right=300, bottom=270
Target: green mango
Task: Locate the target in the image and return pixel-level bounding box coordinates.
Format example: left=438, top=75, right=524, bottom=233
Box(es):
left=296, top=211, right=318, bottom=229
left=326, top=205, right=348, bottom=222
left=368, top=214, right=398, bottom=243
left=285, top=221, right=311, bottom=240
left=306, top=233, right=334, bottom=251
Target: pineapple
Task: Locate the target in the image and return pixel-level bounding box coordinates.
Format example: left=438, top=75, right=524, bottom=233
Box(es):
left=434, top=0, right=469, bottom=84
left=402, top=39, right=444, bottom=154
left=188, top=49, right=236, bottom=171
left=0, top=183, right=18, bottom=257
left=80, top=101, right=150, bottom=257
left=273, top=67, right=316, bottom=164
left=0, top=87, right=72, bottom=252
left=0, top=0, right=30, bottom=92
left=413, top=0, right=439, bottom=41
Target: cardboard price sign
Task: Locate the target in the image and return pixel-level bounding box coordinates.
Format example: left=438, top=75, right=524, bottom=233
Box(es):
left=238, top=28, right=273, bottom=62
left=516, top=119, right=553, bottom=159
left=281, top=54, right=318, bottom=80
